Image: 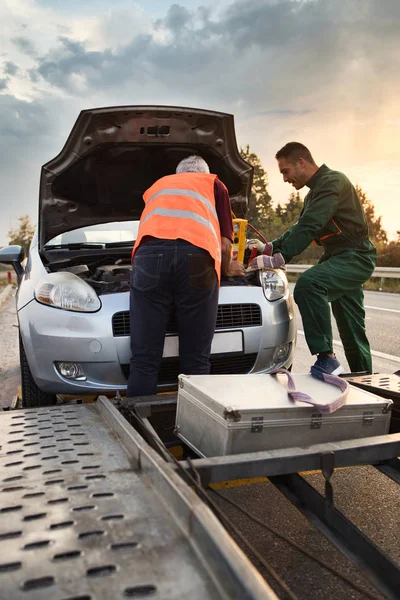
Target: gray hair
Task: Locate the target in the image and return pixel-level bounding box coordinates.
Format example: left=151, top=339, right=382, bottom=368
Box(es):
left=176, top=155, right=210, bottom=174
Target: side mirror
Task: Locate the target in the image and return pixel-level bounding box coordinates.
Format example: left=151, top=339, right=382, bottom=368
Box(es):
left=0, top=245, right=25, bottom=278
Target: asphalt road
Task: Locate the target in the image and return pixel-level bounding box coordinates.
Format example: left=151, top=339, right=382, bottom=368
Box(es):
left=0, top=287, right=399, bottom=599
left=289, top=284, right=400, bottom=375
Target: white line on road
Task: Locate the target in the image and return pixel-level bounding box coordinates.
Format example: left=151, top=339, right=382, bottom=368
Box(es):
left=297, top=330, right=400, bottom=363
left=365, top=305, right=400, bottom=314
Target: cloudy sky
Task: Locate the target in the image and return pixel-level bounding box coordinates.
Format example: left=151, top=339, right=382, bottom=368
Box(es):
left=1, top=0, right=400, bottom=246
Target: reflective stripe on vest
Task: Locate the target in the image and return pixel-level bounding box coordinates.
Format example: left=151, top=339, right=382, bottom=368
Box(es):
left=132, top=172, right=222, bottom=283
left=141, top=207, right=219, bottom=243
left=147, top=188, right=218, bottom=220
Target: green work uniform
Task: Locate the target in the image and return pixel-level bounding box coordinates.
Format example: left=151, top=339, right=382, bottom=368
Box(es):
left=272, top=164, right=376, bottom=373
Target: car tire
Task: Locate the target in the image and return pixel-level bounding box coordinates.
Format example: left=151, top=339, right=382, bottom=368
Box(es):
left=19, top=336, right=57, bottom=407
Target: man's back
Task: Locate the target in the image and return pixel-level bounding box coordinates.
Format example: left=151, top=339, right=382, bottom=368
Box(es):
left=303, top=165, right=370, bottom=246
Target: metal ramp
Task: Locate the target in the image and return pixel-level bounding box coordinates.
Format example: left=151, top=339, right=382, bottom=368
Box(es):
left=0, top=398, right=276, bottom=600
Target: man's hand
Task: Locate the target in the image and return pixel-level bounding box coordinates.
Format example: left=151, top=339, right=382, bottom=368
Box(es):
left=246, top=238, right=265, bottom=253
left=247, top=239, right=273, bottom=255
left=227, top=260, right=245, bottom=277
left=246, top=253, right=285, bottom=271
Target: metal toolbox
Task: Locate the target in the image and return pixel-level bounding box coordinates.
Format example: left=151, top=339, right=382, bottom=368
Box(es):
left=175, top=373, right=393, bottom=457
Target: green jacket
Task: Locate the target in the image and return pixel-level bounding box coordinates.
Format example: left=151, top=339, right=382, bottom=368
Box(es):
left=272, top=164, right=376, bottom=263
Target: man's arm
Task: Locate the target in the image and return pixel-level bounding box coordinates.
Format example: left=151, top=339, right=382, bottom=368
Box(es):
left=221, top=237, right=244, bottom=276
left=221, top=237, right=233, bottom=276
left=214, top=178, right=244, bottom=276
left=273, top=174, right=342, bottom=262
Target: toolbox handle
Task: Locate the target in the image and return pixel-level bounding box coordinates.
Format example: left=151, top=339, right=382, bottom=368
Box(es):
left=270, top=369, right=349, bottom=414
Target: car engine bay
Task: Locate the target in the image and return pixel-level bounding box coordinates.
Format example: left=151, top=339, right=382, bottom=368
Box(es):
left=45, top=252, right=260, bottom=295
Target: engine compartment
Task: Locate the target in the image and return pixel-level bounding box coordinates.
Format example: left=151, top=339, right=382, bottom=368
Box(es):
left=46, top=252, right=259, bottom=294
left=62, top=260, right=133, bottom=294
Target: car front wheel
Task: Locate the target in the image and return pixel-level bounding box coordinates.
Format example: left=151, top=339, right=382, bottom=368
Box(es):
left=20, top=336, right=57, bottom=407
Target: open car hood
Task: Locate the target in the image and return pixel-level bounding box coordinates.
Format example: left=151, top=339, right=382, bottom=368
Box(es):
left=39, top=105, right=253, bottom=248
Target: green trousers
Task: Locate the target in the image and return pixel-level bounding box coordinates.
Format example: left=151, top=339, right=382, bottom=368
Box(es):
left=293, top=249, right=376, bottom=373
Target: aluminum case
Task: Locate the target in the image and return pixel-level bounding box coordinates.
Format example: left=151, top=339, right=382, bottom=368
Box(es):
left=175, top=373, right=393, bottom=457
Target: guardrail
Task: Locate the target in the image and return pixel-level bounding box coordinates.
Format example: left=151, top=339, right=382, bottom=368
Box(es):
left=286, top=265, right=400, bottom=279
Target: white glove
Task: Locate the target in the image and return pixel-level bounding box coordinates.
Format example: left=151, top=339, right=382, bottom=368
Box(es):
left=246, top=239, right=266, bottom=253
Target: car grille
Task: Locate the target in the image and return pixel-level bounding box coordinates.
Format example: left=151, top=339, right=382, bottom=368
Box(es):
left=112, top=304, right=262, bottom=337
left=121, top=353, right=258, bottom=386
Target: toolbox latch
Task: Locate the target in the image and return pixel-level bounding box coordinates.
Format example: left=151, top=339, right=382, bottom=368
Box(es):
left=251, top=417, right=264, bottom=433
left=363, top=411, right=374, bottom=426
left=311, top=414, right=322, bottom=429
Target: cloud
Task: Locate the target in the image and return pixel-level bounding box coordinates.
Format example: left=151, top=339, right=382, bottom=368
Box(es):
left=0, top=0, right=399, bottom=243
left=0, top=93, right=56, bottom=238
left=0, top=93, right=50, bottom=138
left=4, top=61, right=18, bottom=76
left=254, top=109, right=315, bottom=117
left=15, top=0, right=398, bottom=117
left=12, top=35, right=37, bottom=56
left=161, top=3, right=191, bottom=34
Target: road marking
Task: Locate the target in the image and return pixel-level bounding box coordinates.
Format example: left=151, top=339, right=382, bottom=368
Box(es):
left=297, top=330, right=400, bottom=363
left=365, top=305, right=400, bottom=314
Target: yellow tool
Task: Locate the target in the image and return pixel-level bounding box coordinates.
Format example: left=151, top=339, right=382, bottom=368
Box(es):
left=232, top=218, right=248, bottom=263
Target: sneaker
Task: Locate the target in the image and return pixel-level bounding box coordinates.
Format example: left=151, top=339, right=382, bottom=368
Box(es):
left=311, top=354, right=344, bottom=379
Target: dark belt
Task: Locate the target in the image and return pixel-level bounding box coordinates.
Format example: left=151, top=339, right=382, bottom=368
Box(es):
left=323, top=234, right=370, bottom=250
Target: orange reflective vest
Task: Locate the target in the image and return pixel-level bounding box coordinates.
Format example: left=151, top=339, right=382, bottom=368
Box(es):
left=132, top=172, right=222, bottom=282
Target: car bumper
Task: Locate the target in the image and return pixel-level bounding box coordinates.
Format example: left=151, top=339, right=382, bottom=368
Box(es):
left=18, top=287, right=296, bottom=395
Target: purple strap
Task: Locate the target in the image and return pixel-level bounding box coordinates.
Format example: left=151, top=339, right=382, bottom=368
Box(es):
left=270, top=369, right=349, bottom=414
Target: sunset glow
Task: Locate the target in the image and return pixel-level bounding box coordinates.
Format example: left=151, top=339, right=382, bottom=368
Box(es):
left=1, top=0, right=399, bottom=243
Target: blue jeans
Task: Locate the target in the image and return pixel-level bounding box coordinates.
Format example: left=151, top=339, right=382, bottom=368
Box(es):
left=127, top=239, right=219, bottom=397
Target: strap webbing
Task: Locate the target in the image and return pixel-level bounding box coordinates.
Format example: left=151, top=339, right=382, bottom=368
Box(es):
left=270, top=369, right=349, bottom=414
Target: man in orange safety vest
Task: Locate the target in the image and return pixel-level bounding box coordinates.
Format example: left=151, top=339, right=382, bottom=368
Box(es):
left=127, top=155, right=244, bottom=397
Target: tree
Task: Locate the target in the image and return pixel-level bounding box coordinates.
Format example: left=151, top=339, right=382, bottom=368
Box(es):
left=8, top=215, right=35, bottom=256
left=240, top=145, right=272, bottom=235
left=355, top=185, right=388, bottom=245
left=263, top=193, right=301, bottom=241
left=275, top=203, right=284, bottom=219
left=377, top=231, right=400, bottom=267
left=267, top=191, right=323, bottom=263
left=281, top=192, right=302, bottom=225
left=238, top=149, right=397, bottom=266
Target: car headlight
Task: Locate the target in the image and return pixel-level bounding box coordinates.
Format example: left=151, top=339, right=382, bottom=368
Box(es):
left=259, top=269, right=288, bottom=301
left=34, top=272, right=101, bottom=312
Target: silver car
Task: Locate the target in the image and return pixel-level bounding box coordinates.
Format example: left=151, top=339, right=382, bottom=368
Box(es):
left=1, top=106, right=296, bottom=407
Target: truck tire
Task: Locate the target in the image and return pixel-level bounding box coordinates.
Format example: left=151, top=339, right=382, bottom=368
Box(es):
left=19, top=336, right=57, bottom=407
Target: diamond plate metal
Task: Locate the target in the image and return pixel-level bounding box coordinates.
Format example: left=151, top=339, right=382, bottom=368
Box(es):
left=346, top=373, right=400, bottom=400
left=0, top=403, right=226, bottom=600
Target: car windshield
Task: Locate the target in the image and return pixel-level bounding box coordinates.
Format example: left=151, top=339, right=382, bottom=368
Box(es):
left=45, top=221, right=140, bottom=247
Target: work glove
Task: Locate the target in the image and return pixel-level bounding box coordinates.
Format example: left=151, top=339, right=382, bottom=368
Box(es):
left=246, top=239, right=273, bottom=255
left=246, top=252, right=286, bottom=271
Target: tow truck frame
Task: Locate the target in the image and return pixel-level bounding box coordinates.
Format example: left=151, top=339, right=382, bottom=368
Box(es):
left=1, top=371, right=399, bottom=599
left=131, top=371, right=400, bottom=600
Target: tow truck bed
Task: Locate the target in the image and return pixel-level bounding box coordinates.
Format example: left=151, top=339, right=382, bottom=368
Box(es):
left=0, top=397, right=275, bottom=600
left=2, top=373, right=400, bottom=600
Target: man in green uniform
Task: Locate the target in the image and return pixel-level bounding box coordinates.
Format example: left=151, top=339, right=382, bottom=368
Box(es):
left=247, top=142, right=376, bottom=376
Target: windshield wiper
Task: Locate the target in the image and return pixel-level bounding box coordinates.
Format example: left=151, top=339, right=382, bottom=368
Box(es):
left=104, top=241, right=135, bottom=248
left=44, top=243, right=105, bottom=250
